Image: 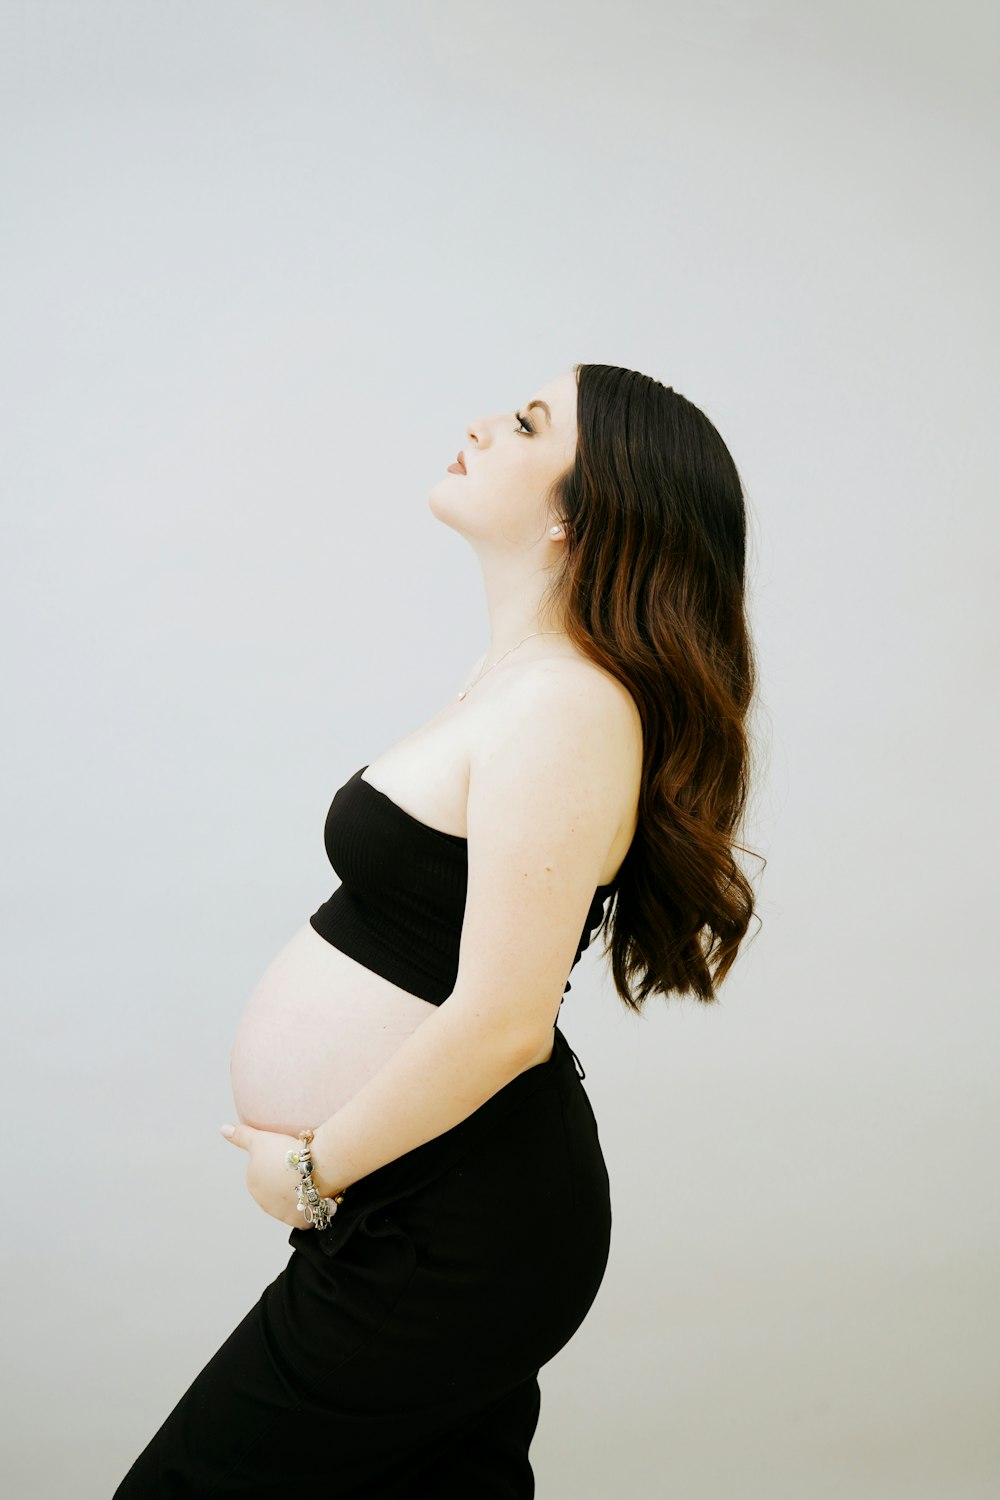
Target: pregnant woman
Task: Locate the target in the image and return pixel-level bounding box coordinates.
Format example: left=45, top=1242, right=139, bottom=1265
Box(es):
left=113, top=361, right=759, bottom=1498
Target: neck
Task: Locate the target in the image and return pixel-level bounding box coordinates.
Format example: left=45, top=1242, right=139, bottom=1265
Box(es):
left=479, top=563, right=568, bottom=668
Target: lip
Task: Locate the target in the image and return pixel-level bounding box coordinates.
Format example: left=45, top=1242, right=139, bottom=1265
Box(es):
left=447, top=450, right=467, bottom=475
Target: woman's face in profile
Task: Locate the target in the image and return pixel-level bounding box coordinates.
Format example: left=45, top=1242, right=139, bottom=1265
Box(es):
left=429, top=368, right=578, bottom=546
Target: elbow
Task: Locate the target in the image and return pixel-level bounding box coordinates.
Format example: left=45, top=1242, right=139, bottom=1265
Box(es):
left=443, top=992, right=557, bottom=1068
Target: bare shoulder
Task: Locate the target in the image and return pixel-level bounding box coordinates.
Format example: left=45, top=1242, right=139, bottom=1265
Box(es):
left=545, top=653, right=641, bottom=734
left=473, top=654, right=642, bottom=846
left=507, top=654, right=641, bottom=756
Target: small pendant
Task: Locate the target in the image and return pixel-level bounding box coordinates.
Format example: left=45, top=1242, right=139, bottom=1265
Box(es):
left=457, top=689, right=467, bottom=700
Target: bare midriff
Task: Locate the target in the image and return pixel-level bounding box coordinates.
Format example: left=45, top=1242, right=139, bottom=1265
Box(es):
left=229, top=921, right=446, bottom=1135
left=227, top=655, right=640, bottom=1137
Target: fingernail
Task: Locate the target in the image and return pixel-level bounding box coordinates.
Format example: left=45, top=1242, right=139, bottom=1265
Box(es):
left=220, top=1124, right=235, bottom=1138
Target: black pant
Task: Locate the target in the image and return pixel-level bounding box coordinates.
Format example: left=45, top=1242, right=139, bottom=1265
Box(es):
left=112, top=1026, right=613, bottom=1497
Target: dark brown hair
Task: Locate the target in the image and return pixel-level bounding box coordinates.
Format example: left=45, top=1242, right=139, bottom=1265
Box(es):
left=541, top=362, right=763, bottom=1012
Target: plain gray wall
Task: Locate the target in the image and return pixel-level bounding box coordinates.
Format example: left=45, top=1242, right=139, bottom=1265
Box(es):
left=2, top=2, right=997, bottom=1496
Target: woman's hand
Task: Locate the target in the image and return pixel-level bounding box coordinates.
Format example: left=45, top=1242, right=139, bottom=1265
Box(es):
left=219, top=1122, right=315, bottom=1230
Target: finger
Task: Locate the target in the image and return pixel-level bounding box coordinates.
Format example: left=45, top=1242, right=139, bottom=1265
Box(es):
left=220, top=1122, right=249, bottom=1148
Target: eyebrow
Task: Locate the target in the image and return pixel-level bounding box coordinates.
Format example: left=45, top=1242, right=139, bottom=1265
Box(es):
left=526, top=400, right=552, bottom=426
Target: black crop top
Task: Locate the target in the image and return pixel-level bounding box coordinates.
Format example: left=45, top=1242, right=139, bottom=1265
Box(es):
left=308, top=765, right=616, bottom=1006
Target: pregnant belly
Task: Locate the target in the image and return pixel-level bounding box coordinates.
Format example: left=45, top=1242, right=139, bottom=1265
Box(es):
left=229, top=921, right=439, bottom=1135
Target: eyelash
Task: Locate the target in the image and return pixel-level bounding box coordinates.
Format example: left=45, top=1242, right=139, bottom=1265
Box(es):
left=515, top=410, right=535, bottom=434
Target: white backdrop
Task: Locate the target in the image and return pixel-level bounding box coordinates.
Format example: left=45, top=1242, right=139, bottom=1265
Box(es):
left=2, top=3, right=997, bottom=1496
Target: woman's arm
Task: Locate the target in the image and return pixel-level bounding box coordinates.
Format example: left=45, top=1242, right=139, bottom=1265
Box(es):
left=309, top=663, right=625, bottom=1199
left=309, top=1000, right=541, bottom=1197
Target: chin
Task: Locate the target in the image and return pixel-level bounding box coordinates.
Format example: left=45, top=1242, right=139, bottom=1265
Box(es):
left=426, top=484, right=458, bottom=522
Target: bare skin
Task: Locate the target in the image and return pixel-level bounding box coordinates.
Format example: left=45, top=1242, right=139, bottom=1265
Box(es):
left=229, top=369, right=642, bottom=1135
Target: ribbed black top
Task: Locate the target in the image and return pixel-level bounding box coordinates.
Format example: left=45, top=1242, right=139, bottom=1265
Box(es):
left=308, top=766, right=616, bottom=1006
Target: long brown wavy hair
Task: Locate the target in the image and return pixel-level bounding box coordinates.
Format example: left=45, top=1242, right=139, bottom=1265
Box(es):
left=540, top=362, right=763, bottom=1012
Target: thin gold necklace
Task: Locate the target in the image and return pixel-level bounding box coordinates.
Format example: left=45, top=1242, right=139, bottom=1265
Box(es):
left=457, top=631, right=568, bottom=700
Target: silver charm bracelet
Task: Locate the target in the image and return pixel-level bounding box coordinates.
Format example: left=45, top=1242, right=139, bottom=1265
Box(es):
left=285, top=1128, right=346, bottom=1231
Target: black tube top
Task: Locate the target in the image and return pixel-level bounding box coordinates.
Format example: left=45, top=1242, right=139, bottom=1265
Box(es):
left=308, top=765, right=616, bottom=1006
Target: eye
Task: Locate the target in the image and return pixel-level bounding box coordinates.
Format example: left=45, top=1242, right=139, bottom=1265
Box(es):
left=515, top=410, right=535, bottom=434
